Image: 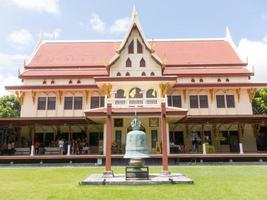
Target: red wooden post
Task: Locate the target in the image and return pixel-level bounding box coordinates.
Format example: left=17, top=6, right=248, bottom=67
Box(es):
left=104, top=103, right=112, bottom=174
left=160, top=102, right=169, bottom=174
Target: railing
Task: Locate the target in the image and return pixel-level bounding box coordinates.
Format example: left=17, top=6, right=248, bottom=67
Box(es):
left=112, top=98, right=161, bottom=108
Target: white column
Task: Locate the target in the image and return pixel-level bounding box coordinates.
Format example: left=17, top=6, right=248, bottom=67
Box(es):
left=166, top=122, right=170, bottom=155
left=103, top=123, right=107, bottom=155
left=239, top=143, right=244, bottom=154
left=67, top=144, right=71, bottom=156
left=202, top=143, right=206, bottom=154
left=30, top=145, right=34, bottom=156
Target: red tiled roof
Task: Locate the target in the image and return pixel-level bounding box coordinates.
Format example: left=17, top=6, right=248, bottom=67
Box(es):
left=20, top=68, right=108, bottom=78
left=26, top=40, right=245, bottom=68
left=151, top=40, right=244, bottom=66
left=27, top=42, right=119, bottom=68
left=179, top=115, right=267, bottom=124
left=173, top=82, right=267, bottom=89
left=84, top=107, right=187, bottom=117
left=163, top=66, right=252, bottom=76
left=5, top=84, right=98, bottom=90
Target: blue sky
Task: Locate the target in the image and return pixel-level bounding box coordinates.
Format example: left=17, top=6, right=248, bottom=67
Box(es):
left=0, top=0, right=267, bottom=95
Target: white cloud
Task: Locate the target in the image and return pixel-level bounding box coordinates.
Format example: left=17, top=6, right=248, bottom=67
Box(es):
left=9, top=0, right=60, bottom=15
left=236, top=35, right=267, bottom=82
left=90, top=13, right=105, bottom=33
left=0, top=52, right=28, bottom=96
left=0, top=52, right=27, bottom=67
left=89, top=14, right=130, bottom=34
left=0, top=74, right=20, bottom=96
left=110, top=17, right=130, bottom=34
left=7, top=29, right=34, bottom=49
left=43, top=28, right=62, bottom=39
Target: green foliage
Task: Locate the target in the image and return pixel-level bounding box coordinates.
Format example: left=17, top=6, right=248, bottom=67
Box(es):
left=253, top=89, right=267, bottom=114
left=0, top=95, right=21, bottom=118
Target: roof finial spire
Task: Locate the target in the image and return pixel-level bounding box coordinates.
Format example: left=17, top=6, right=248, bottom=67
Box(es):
left=38, top=32, right=43, bottom=44
left=225, top=26, right=237, bottom=50
left=226, top=26, right=231, bottom=39
left=132, top=5, right=137, bottom=18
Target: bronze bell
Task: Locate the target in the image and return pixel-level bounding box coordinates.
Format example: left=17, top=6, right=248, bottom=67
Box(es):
left=124, top=117, right=150, bottom=167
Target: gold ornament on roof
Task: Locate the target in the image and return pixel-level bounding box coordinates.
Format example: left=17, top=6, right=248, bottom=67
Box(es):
left=103, top=58, right=108, bottom=67
left=101, top=83, right=112, bottom=98
left=31, top=91, right=36, bottom=104
left=15, top=91, right=25, bottom=105
left=247, top=88, right=257, bottom=103
left=162, top=53, right=168, bottom=66
left=150, top=41, right=156, bottom=53
left=236, top=88, right=241, bottom=103
left=159, top=82, right=171, bottom=97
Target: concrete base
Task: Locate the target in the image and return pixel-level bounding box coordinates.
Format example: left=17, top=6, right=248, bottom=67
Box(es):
left=80, top=173, right=193, bottom=185
left=103, top=170, right=114, bottom=178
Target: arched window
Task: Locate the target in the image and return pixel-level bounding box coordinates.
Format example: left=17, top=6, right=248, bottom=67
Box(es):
left=128, top=40, right=134, bottom=54
left=217, top=78, right=221, bottom=82
left=150, top=72, right=155, bottom=76
left=43, top=80, right=46, bottom=84
left=146, top=89, right=157, bottom=98
left=116, top=72, right=121, bottom=76
left=191, top=78, right=195, bottom=83
left=141, top=72, right=146, bottom=76
left=137, top=40, right=143, bottom=53
left=69, top=80, right=73, bottom=84
left=126, top=58, right=132, bottom=67
left=51, top=80, right=54, bottom=84
left=77, top=80, right=81, bottom=84
left=129, top=87, right=143, bottom=98
left=199, top=78, right=203, bottom=83
left=226, top=78, right=230, bottom=82
left=115, top=89, right=126, bottom=98
left=140, top=58, right=146, bottom=67
left=125, top=72, right=130, bottom=76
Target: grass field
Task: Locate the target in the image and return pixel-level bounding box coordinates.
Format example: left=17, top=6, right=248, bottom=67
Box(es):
left=0, top=165, right=267, bottom=200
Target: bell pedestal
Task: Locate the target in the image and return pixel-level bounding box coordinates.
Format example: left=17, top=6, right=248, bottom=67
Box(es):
left=129, top=158, right=145, bottom=167
left=161, top=170, right=171, bottom=176
left=103, top=170, right=114, bottom=178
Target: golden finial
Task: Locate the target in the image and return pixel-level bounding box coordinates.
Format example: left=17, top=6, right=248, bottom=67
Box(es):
left=151, top=39, right=156, bottom=52
left=163, top=53, right=168, bottom=66
left=104, top=58, right=108, bottom=66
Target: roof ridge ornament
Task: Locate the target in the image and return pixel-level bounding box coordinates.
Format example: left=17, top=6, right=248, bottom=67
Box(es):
left=132, top=5, right=137, bottom=18
left=225, top=26, right=237, bottom=50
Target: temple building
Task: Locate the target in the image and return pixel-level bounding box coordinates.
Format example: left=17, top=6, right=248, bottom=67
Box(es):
left=1, top=8, right=267, bottom=171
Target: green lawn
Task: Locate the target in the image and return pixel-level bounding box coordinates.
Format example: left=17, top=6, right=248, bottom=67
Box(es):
left=0, top=165, right=267, bottom=200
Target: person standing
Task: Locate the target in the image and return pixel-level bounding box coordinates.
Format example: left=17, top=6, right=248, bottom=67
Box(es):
left=34, top=141, right=40, bottom=155
left=7, top=142, right=12, bottom=155
left=11, top=141, right=15, bottom=155
left=58, top=138, right=64, bottom=155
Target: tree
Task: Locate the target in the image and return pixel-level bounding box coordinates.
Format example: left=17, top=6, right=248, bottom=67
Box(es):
left=0, top=95, right=21, bottom=117
left=252, top=89, right=267, bottom=114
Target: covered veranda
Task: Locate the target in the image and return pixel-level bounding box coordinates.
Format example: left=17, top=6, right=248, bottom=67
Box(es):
left=0, top=117, right=104, bottom=157
left=1, top=115, right=267, bottom=165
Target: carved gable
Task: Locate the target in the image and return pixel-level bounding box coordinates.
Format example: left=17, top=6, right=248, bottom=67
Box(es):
left=109, top=8, right=162, bottom=77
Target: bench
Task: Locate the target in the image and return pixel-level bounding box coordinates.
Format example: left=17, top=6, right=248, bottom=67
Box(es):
left=44, top=147, right=60, bottom=155
left=15, top=147, right=30, bottom=155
